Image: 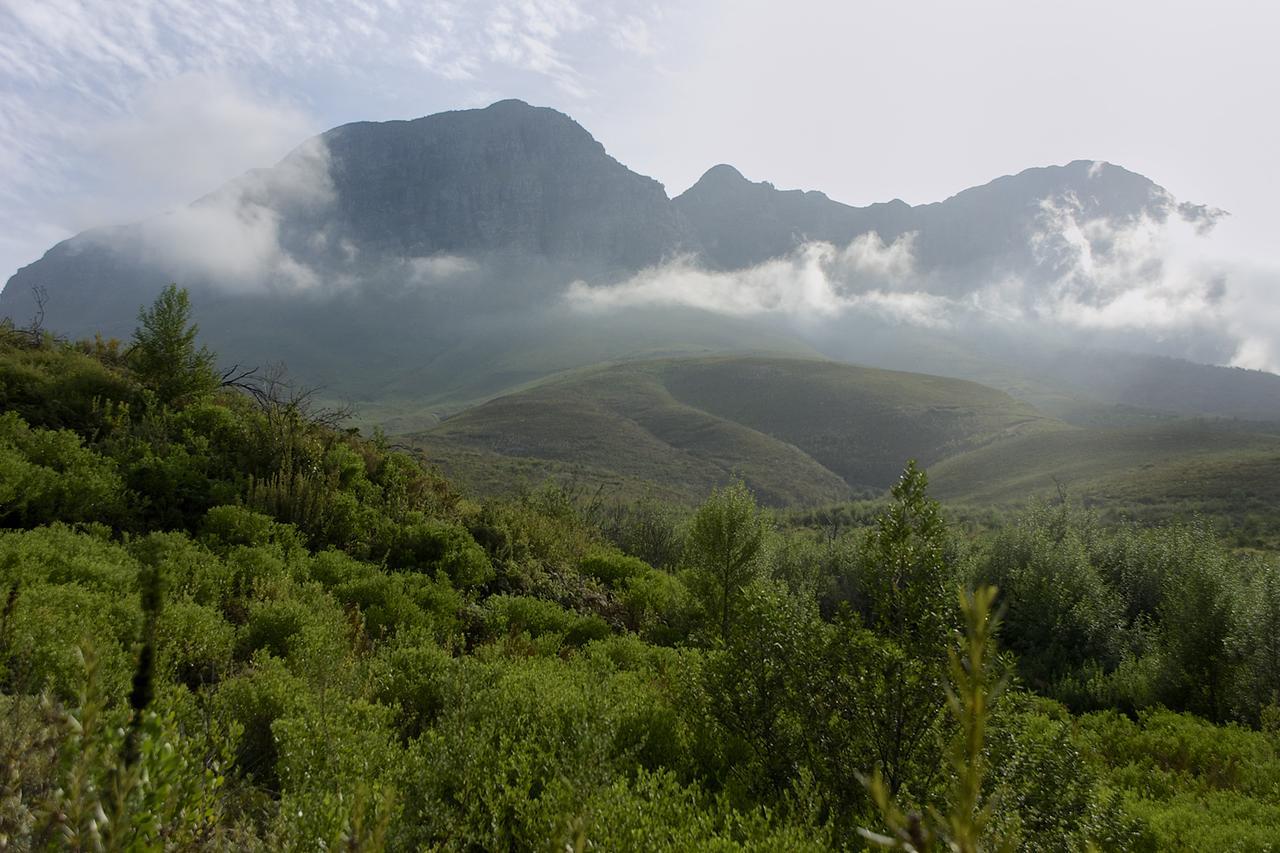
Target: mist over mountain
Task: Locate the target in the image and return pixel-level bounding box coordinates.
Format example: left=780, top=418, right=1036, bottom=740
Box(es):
left=3, top=98, right=1276, bottom=422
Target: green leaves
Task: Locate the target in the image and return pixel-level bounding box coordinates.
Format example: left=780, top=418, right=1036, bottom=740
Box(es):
left=0, top=412, right=126, bottom=527
left=130, top=285, right=218, bottom=406
left=684, top=480, right=770, bottom=644
left=858, top=460, right=955, bottom=658
left=861, top=586, right=1011, bottom=853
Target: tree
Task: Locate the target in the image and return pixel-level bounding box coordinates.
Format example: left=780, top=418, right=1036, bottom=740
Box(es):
left=1154, top=523, right=1238, bottom=721
left=131, top=285, right=217, bottom=405
left=858, top=460, right=954, bottom=656
left=861, top=587, right=1009, bottom=853
left=810, top=462, right=958, bottom=802
left=684, top=480, right=769, bottom=643
left=704, top=580, right=818, bottom=797
left=977, top=502, right=1125, bottom=692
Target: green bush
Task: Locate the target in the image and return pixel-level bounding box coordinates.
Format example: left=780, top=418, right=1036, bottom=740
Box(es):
left=0, top=412, right=126, bottom=527
left=155, top=598, right=235, bottom=688
left=273, top=699, right=401, bottom=849
left=211, top=654, right=307, bottom=790
left=393, top=518, right=493, bottom=589
left=976, top=502, right=1126, bottom=694
left=622, top=567, right=697, bottom=645
left=200, top=504, right=305, bottom=556
left=4, top=583, right=139, bottom=701
left=0, top=338, right=138, bottom=432
left=483, top=594, right=609, bottom=647
left=0, top=524, right=135, bottom=592
left=371, top=638, right=454, bottom=740
left=580, top=549, right=651, bottom=586
left=130, top=530, right=236, bottom=608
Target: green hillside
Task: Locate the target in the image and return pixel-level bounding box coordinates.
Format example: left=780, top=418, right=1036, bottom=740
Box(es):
left=412, top=356, right=1056, bottom=505
left=413, top=356, right=1280, bottom=545
left=929, top=420, right=1280, bottom=534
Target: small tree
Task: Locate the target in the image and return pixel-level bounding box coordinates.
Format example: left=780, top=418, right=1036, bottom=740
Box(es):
left=861, top=586, right=1010, bottom=853
left=859, top=460, right=953, bottom=657
left=704, top=580, right=817, bottom=796
left=684, top=480, right=769, bottom=644
left=131, top=285, right=217, bottom=405
left=812, top=461, right=957, bottom=801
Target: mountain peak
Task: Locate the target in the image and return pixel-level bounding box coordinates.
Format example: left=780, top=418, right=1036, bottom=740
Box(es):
left=484, top=97, right=535, bottom=110
left=696, top=163, right=749, bottom=186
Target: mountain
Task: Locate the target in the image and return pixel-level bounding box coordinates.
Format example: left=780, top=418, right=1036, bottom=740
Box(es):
left=2, top=100, right=697, bottom=340
left=3, top=98, right=1274, bottom=428
left=671, top=163, right=914, bottom=269
left=672, top=158, right=1203, bottom=283
left=318, top=99, right=694, bottom=267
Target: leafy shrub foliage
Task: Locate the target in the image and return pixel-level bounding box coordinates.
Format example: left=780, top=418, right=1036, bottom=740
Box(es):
left=1, top=289, right=1278, bottom=849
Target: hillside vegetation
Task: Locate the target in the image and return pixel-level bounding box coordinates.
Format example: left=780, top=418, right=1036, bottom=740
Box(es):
left=413, top=356, right=1280, bottom=546
left=2, top=288, right=1279, bottom=850
left=415, top=356, right=1055, bottom=505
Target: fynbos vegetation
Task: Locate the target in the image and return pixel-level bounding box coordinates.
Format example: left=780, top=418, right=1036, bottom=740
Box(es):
left=1, top=289, right=1278, bottom=850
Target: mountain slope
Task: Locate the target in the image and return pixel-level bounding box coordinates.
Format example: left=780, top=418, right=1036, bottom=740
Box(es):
left=411, top=356, right=1056, bottom=505
left=672, top=158, right=1197, bottom=280
left=412, top=352, right=1280, bottom=541
left=929, top=419, right=1280, bottom=535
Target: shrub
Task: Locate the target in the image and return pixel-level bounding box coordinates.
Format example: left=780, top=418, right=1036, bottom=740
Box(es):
left=213, top=655, right=307, bottom=791
left=580, top=549, right=651, bottom=587
left=0, top=524, right=136, bottom=592
left=4, top=583, right=139, bottom=701
left=155, top=598, right=236, bottom=689
left=200, top=504, right=305, bottom=556
left=129, top=530, right=236, bottom=608
left=392, top=519, right=493, bottom=589
left=0, top=412, right=126, bottom=527
left=483, top=595, right=610, bottom=647
left=621, top=568, right=696, bottom=645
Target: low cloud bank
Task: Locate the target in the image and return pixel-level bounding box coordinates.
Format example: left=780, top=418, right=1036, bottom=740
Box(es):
left=567, top=192, right=1280, bottom=373
left=88, top=135, right=336, bottom=294
left=566, top=232, right=945, bottom=325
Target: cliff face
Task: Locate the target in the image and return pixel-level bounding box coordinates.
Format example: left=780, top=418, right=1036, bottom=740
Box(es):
left=318, top=100, right=696, bottom=267
left=672, top=163, right=910, bottom=269
left=0, top=100, right=700, bottom=339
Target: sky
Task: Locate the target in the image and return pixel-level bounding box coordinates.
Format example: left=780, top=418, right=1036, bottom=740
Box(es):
left=2, top=0, right=1278, bottom=331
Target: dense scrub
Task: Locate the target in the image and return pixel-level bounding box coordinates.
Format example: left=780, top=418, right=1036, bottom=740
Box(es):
left=1, top=291, right=1278, bottom=850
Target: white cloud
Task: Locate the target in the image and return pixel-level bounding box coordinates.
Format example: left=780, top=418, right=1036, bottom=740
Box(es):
left=568, top=197, right=1280, bottom=373
left=1018, top=193, right=1280, bottom=370
left=94, top=73, right=317, bottom=210
left=96, top=135, right=336, bottom=294
left=611, top=15, right=655, bottom=56
left=406, top=255, right=479, bottom=283
left=566, top=232, right=946, bottom=325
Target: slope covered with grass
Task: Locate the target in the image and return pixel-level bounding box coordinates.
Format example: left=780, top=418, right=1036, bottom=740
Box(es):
left=415, top=356, right=1055, bottom=505
left=928, top=420, right=1280, bottom=540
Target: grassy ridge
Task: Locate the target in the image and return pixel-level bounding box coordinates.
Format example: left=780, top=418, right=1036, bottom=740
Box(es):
left=931, top=420, right=1280, bottom=504
left=928, top=420, right=1280, bottom=546
left=412, top=356, right=1280, bottom=546
left=413, top=356, right=1053, bottom=505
